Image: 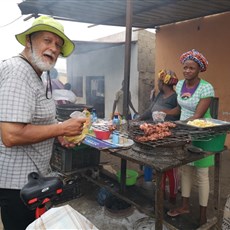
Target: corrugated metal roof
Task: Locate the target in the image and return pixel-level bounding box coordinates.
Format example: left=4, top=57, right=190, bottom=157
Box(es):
left=18, top=0, right=230, bottom=28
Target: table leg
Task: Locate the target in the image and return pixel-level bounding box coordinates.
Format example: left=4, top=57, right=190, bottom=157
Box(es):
left=155, top=170, right=164, bottom=230
left=214, top=152, right=221, bottom=228
left=120, top=158, right=127, bottom=193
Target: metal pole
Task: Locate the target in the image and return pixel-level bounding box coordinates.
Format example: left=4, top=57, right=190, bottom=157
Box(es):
left=123, top=0, right=133, bottom=120
left=119, top=0, right=133, bottom=197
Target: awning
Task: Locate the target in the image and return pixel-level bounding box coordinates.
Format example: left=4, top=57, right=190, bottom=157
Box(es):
left=18, top=0, right=230, bottom=29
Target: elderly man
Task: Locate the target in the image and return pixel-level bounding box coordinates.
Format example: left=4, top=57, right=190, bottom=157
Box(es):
left=0, top=16, right=86, bottom=229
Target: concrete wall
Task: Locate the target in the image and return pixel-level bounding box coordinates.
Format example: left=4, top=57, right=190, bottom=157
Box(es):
left=67, top=30, right=155, bottom=119
left=155, top=12, right=230, bottom=145
left=67, top=42, right=139, bottom=119
left=137, top=30, right=156, bottom=113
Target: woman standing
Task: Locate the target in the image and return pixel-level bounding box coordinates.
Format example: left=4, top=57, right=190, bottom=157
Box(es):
left=167, top=49, right=215, bottom=226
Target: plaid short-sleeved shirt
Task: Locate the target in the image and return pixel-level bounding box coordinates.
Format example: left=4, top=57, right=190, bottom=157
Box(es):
left=0, top=57, right=56, bottom=189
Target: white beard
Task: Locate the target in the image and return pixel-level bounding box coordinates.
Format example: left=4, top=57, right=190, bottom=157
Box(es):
left=30, top=48, right=56, bottom=71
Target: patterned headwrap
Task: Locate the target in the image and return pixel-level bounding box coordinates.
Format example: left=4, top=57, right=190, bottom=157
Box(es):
left=180, top=49, right=208, bottom=72
left=158, top=69, right=178, bottom=86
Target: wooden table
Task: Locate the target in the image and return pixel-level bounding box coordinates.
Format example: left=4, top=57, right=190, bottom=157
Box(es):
left=103, top=143, right=222, bottom=230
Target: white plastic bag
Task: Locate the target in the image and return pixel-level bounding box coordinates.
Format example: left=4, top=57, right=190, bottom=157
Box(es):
left=70, top=111, right=86, bottom=118
left=26, top=204, right=99, bottom=230
left=152, top=111, right=166, bottom=123
left=222, top=195, right=230, bottom=230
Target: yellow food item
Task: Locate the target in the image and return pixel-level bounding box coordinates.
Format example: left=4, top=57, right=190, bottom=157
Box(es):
left=187, top=119, right=217, bottom=127
left=64, top=133, right=86, bottom=144
left=64, top=124, right=88, bottom=144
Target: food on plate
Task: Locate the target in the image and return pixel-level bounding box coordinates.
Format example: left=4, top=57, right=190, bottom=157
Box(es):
left=135, top=122, right=176, bottom=142
left=187, top=119, right=218, bottom=127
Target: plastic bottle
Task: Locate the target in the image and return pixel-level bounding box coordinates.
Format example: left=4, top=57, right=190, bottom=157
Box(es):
left=120, top=116, right=127, bottom=132
left=112, top=131, right=119, bottom=144
left=91, top=108, right=98, bottom=123
left=112, top=114, right=120, bottom=130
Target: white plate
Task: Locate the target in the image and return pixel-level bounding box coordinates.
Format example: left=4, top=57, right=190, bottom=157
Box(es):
left=104, top=138, right=134, bottom=148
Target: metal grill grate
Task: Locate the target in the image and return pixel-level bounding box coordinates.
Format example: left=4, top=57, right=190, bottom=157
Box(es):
left=128, top=120, right=230, bottom=149
left=128, top=122, right=191, bottom=148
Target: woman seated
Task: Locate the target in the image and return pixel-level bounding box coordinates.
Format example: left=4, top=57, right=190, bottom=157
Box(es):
left=138, top=69, right=180, bottom=203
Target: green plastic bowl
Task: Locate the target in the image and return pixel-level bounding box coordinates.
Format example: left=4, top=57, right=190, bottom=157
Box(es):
left=116, top=169, right=139, bottom=186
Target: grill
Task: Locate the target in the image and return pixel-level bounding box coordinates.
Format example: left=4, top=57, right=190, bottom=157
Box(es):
left=128, top=121, right=191, bottom=149
left=128, top=119, right=230, bottom=151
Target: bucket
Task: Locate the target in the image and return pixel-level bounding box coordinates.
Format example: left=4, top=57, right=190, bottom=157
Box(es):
left=116, top=169, right=138, bottom=186
left=144, top=166, right=153, bottom=182
left=104, top=195, right=134, bottom=218
left=134, top=217, right=168, bottom=230
left=192, top=133, right=226, bottom=168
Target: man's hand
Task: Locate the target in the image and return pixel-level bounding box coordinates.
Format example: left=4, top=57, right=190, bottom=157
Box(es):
left=1, top=117, right=87, bottom=147
left=57, top=136, right=76, bottom=148
left=59, top=117, right=86, bottom=136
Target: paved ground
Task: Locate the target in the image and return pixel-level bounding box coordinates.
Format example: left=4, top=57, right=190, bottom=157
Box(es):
left=0, top=149, right=229, bottom=229
left=62, top=151, right=230, bottom=230
left=60, top=149, right=230, bottom=230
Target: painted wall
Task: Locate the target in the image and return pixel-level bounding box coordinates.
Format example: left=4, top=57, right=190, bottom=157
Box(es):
left=155, top=12, right=230, bottom=145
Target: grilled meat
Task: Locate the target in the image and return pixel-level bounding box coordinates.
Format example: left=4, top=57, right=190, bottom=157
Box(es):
left=135, top=122, right=176, bottom=142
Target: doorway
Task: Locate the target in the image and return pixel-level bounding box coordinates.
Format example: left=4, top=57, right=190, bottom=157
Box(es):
left=86, top=76, right=105, bottom=118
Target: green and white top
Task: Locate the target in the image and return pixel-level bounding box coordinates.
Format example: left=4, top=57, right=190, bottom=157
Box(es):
left=176, top=79, right=215, bottom=167
left=176, top=79, right=215, bottom=120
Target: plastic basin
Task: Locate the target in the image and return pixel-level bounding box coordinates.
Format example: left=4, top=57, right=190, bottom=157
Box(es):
left=116, top=169, right=139, bottom=186
left=93, top=129, right=111, bottom=140
left=192, top=133, right=226, bottom=152
left=192, top=133, right=226, bottom=168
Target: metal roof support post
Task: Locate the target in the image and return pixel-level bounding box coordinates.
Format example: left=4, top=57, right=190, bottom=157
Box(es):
left=120, top=0, right=133, bottom=195
left=123, top=0, right=133, bottom=120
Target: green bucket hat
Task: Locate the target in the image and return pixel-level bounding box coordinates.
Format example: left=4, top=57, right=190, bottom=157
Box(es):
left=15, top=15, right=75, bottom=57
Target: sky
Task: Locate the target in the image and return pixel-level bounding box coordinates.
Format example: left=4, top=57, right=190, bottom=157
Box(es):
left=0, top=1, right=154, bottom=71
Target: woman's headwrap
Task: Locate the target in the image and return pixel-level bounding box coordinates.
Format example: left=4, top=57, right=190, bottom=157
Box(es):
left=158, top=69, right=178, bottom=86
left=180, top=49, right=208, bottom=72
